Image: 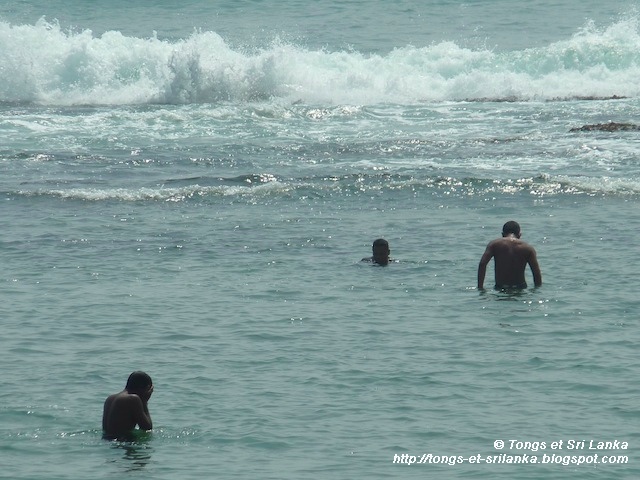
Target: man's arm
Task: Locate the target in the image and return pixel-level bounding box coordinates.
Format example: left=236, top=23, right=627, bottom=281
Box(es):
left=528, top=248, right=542, bottom=287
left=130, top=395, right=153, bottom=431
left=477, top=245, right=494, bottom=289
left=102, top=395, right=114, bottom=432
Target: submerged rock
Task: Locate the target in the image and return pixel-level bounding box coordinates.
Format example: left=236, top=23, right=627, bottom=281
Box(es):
left=570, top=122, right=640, bottom=132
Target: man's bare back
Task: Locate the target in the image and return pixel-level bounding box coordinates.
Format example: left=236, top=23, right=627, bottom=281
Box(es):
left=478, top=221, right=542, bottom=290
left=102, top=371, right=153, bottom=440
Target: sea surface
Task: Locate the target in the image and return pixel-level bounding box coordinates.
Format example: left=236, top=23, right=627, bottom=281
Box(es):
left=1, top=1, right=639, bottom=479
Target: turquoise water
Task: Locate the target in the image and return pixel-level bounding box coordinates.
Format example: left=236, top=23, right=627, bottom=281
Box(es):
left=1, top=1, right=640, bottom=479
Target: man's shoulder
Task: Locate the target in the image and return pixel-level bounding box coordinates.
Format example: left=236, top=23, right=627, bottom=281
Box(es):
left=487, top=237, right=508, bottom=249
left=104, top=392, right=119, bottom=404
left=108, top=391, right=142, bottom=404
left=492, top=237, right=532, bottom=248
left=514, top=239, right=535, bottom=251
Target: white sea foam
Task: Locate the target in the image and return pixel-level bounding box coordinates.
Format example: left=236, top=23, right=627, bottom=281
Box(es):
left=3, top=17, right=640, bottom=105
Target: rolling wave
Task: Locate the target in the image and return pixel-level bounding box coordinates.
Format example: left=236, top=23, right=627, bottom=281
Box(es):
left=2, top=17, right=640, bottom=105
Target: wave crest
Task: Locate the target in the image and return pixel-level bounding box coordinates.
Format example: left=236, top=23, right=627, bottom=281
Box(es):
left=3, top=17, right=640, bottom=105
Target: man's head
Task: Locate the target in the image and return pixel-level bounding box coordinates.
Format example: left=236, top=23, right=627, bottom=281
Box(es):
left=125, top=371, right=152, bottom=394
left=372, top=238, right=390, bottom=264
left=502, top=220, right=521, bottom=238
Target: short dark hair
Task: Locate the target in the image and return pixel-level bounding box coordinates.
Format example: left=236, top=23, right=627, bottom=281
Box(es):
left=502, top=221, right=521, bottom=236
left=126, top=371, right=152, bottom=391
left=372, top=238, right=389, bottom=249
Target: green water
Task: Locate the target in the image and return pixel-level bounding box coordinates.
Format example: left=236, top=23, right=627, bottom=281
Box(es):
left=2, top=194, right=638, bottom=479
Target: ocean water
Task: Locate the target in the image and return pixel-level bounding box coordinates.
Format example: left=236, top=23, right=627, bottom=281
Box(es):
left=1, top=1, right=639, bottom=479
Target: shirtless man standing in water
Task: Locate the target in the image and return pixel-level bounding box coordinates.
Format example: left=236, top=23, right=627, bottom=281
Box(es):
left=478, top=221, right=542, bottom=290
left=102, top=371, right=153, bottom=439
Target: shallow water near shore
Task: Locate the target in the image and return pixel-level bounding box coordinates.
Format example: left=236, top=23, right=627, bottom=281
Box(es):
left=2, top=1, right=640, bottom=479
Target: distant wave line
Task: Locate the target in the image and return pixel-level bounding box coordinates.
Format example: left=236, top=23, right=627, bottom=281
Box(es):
left=12, top=173, right=640, bottom=202
left=3, top=18, right=640, bottom=105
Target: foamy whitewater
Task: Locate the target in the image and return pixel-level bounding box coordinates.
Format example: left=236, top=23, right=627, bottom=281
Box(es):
left=4, top=12, right=640, bottom=105
left=1, top=1, right=639, bottom=479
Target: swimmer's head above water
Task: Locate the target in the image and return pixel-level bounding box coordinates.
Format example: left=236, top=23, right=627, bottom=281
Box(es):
left=125, top=371, right=153, bottom=395
left=502, top=220, right=521, bottom=238
left=371, top=238, right=390, bottom=265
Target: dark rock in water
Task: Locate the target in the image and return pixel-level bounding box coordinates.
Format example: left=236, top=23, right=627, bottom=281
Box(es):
left=570, top=122, right=640, bottom=132
left=571, top=95, right=627, bottom=101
